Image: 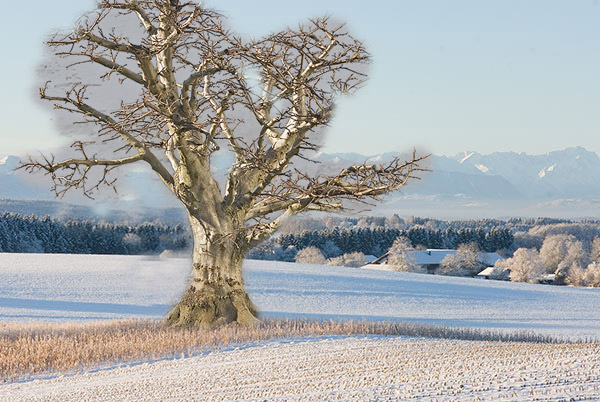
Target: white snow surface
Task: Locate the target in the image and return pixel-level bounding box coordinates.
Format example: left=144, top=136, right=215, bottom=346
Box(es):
left=1, top=253, right=599, bottom=340
left=2, top=253, right=600, bottom=400
left=459, top=151, right=475, bottom=164
left=3, top=336, right=600, bottom=401
left=474, top=163, right=489, bottom=173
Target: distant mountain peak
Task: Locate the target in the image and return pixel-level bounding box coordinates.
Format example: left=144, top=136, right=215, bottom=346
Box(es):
left=1, top=147, right=599, bottom=219
left=0, top=155, right=20, bottom=171
left=459, top=151, right=476, bottom=164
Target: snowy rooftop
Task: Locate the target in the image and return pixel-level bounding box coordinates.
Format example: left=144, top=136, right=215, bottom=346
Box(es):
left=373, top=249, right=503, bottom=267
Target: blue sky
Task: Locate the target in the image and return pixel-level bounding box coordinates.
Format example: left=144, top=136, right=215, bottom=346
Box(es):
left=1, top=0, right=599, bottom=157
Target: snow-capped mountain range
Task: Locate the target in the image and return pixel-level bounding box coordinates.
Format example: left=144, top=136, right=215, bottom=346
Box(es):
left=1, top=147, right=599, bottom=219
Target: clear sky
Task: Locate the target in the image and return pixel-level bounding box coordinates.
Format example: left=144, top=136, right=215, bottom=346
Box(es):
left=1, top=0, right=599, bottom=157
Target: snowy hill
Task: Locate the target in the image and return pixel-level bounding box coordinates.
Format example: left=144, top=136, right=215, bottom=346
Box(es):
left=1, top=253, right=599, bottom=339
left=1, top=147, right=600, bottom=219
left=2, top=254, right=599, bottom=399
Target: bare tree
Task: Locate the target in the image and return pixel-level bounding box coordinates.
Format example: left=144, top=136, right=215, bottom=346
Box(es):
left=22, top=1, right=425, bottom=327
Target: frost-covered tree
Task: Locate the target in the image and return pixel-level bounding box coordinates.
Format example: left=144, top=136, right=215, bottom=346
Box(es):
left=23, top=1, right=425, bottom=327
left=295, top=246, right=327, bottom=265
left=326, top=251, right=366, bottom=267
left=556, top=240, right=589, bottom=283
left=512, top=231, right=543, bottom=251
left=540, top=234, right=581, bottom=273
left=386, top=236, right=424, bottom=272
left=438, top=242, right=485, bottom=277
left=585, top=262, right=600, bottom=287
left=485, top=263, right=511, bottom=281
left=565, top=261, right=600, bottom=287
left=591, top=237, right=600, bottom=262
left=504, top=248, right=546, bottom=284
left=529, top=223, right=600, bottom=245
left=387, top=236, right=412, bottom=253
left=540, top=234, right=589, bottom=285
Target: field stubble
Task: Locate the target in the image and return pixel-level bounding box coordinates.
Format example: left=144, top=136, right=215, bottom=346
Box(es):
left=0, top=318, right=571, bottom=383
left=1, top=333, right=599, bottom=401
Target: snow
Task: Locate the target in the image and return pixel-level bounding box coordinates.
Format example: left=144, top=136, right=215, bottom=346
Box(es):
left=459, top=151, right=475, bottom=164
left=370, top=249, right=503, bottom=266
left=538, top=164, right=557, bottom=179
left=0, top=253, right=599, bottom=339
left=474, top=163, right=489, bottom=173
left=2, top=336, right=599, bottom=401
left=1, top=253, right=600, bottom=399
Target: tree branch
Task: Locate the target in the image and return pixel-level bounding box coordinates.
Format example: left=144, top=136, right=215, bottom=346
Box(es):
left=40, top=82, right=175, bottom=191
left=100, top=1, right=158, bottom=35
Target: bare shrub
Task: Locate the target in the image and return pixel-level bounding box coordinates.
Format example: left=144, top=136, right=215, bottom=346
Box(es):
left=295, top=247, right=327, bottom=265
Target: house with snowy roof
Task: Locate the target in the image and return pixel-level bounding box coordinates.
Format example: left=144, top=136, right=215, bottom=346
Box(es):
left=362, top=249, right=503, bottom=274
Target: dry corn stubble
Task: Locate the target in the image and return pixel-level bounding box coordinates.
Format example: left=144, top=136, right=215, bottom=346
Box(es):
left=0, top=318, right=590, bottom=383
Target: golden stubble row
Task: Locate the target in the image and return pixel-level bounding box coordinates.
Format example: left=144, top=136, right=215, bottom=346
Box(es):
left=0, top=318, right=590, bottom=383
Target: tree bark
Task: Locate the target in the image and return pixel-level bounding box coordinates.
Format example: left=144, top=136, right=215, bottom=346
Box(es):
left=166, top=216, right=259, bottom=327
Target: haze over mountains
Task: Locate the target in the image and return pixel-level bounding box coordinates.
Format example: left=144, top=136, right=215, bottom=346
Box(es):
left=1, top=147, right=599, bottom=220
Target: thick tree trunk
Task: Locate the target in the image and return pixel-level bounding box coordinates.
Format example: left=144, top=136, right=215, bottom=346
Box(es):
left=166, top=217, right=258, bottom=327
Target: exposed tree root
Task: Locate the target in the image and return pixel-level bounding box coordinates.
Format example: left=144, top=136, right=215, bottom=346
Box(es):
left=166, top=285, right=259, bottom=327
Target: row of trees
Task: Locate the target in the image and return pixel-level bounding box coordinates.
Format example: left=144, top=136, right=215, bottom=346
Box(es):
left=278, top=221, right=600, bottom=288
left=0, top=213, right=189, bottom=255
left=294, top=247, right=367, bottom=268
left=279, top=226, right=514, bottom=257
left=495, top=234, right=600, bottom=287
left=277, top=215, right=586, bottom=235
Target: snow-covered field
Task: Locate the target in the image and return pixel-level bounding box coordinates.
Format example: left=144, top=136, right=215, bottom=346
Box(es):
left=3, top=336, right=600, bottom=401
left=1, top=252, right=600, bottom=400
left=1, top=253, right=599, bottom=339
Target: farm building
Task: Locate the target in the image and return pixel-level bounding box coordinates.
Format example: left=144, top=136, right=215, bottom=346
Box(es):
left=476, top=266, right=510, bottom=280
left=363, top=249, right=503, bottom=274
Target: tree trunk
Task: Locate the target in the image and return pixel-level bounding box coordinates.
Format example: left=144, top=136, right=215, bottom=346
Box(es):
left=166, top=217, right=259, bottom=327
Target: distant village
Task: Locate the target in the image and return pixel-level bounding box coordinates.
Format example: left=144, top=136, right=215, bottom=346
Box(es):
left=1, top=212, right=599, bottom=288
left=251, top=215, right=600, bottom=288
